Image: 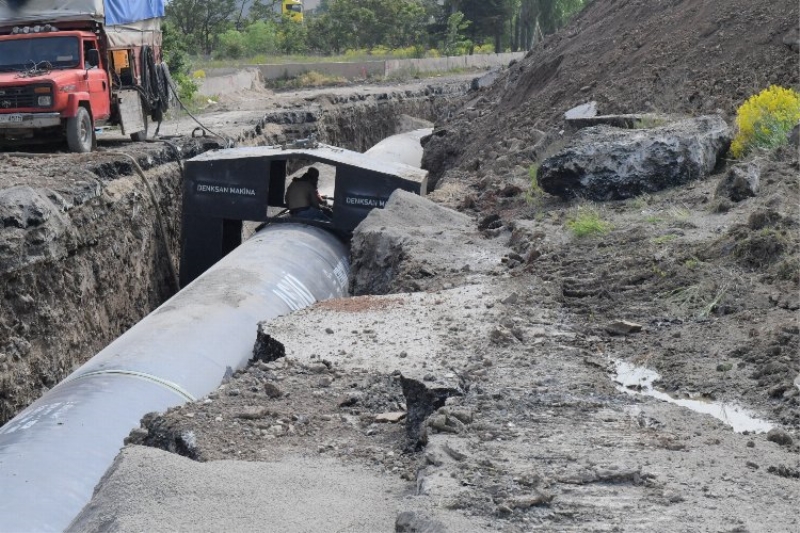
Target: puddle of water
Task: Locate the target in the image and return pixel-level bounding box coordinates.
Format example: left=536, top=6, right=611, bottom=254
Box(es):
left=612, top=360, right=774, bottom=434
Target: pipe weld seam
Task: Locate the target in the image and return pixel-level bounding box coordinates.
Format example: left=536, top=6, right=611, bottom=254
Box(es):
left=66, top=370, right=196, bottom=402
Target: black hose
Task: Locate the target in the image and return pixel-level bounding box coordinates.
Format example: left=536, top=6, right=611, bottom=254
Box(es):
left=139, top=46, right=169, bottom=125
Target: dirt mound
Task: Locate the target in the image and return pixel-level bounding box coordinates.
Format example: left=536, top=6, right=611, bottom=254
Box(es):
left=424, top=0, right=799, bottom=187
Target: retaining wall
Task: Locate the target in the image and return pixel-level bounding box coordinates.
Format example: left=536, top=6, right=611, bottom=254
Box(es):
left=199, top=52, right=526, bottom=95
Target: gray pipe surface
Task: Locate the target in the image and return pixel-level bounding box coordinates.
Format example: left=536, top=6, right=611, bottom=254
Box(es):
left=0, top=224, right=349, bottom=532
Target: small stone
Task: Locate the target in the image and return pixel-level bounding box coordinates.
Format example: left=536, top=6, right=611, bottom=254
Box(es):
left=235, top=406, right=269, bottom=420
left=375, top=411, right=406, bottom=423
left=508, top=491, right=554, bottom=509
left=501, top=292, right=519, bottom=305
left=766, top=428, right=793, bottom=447
left=325, top=327, right=334, bottom=334
left=264, top=383, right=283, bottom=398
left=398, top=351, right=408, bottom=359
left=227, top=388, right=241, bottom=397
left=605, top=320, right=643, bottom=336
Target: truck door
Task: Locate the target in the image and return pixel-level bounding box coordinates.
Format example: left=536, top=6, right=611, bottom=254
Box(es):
left=84, top=40, right=110, bottom=121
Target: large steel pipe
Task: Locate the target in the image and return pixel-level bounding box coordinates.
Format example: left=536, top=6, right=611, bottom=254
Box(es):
left=0, top=127, right=430, bottom=532
left=0, top=224, right=349, bottom=532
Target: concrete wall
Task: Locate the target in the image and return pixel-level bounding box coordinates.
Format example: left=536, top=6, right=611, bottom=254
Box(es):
left=384, top=52, right=525, bottom=77
left=256, top=61, right=386, bottom=81
left=197, top=68, right=263, bottom=96
left=199, top=52, right=526, bottom=95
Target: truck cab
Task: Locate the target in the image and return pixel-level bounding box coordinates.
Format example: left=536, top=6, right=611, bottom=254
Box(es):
left=0, top=25, right=111, bottom=151
left=0, top=16, right=162, bottom=153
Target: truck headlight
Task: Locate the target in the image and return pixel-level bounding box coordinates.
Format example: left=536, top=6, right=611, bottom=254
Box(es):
left=38, top=95, right=52, bottom=107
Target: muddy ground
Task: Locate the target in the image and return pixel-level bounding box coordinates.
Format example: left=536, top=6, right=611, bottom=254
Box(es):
left=5, top=0, right=800, bottom=529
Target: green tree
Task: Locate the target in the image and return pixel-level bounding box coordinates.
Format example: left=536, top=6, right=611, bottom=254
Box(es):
left=250, top=0, right=283, bottom=22
left=443, top=11, right=471, bottom=56
left=278, top=14, right=309, bottom=54
left=166, top=0, right=238, bottom=54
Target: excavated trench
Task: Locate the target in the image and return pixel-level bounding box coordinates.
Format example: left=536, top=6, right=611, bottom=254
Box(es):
left=0, top=85, right=463, bottom=424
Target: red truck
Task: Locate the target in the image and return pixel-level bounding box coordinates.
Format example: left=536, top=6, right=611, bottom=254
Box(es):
left=0, top=0, right=169, bottom=152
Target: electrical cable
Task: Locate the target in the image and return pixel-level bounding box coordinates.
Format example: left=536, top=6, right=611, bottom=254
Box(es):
left=104, top=151, right=180, bottom=292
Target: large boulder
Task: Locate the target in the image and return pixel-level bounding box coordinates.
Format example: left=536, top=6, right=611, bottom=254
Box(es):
left=537, top=115, right=731, bottom=200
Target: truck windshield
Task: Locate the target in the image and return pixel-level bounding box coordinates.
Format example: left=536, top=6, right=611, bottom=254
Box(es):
left=0, top=36, right=81, bottom=72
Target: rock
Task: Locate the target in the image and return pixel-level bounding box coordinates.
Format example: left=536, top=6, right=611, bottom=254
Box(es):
left=400, top=374, right=462, bottom=447
left=471, top=68, right=501, bottom=91
left=338, top=391, right=362, bottom=407
left=715, top=161, right=760, bottom=202
left=395, top=511, right=447, bottom=533
left=375, top=411, right=406, bottom=423
left=490, top=325, right=519, bottom=344
left=783, top=27, right=800, bottom=53
left=501, top=292, right=519, bottom=305
left=564, top=101, right=598, bottom=121
left=507, top=490, right=554, bottom=509
left=263, top=383, right=283, bottom=399
left=605, top=320, right=643, bottom=336
left=766, top=428, right=793, bottom=447
left=251, top=323, right=286, bottom=363
left=538, top=115, right=731, bottom=200
left=442, top=441, right=467, bottom=461
left=788, top=124, right=800, bottom=147
left=565, top=112, right=667, bottom=130
left=349, top=190, right=473, bottom=295
left=235, top=406, right=269, bottom=420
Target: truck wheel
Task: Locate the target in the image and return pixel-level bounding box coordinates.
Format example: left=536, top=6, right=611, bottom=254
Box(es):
left=130, top=115, right=148, bottom=142
left=66, top=107, right=93, bottom=153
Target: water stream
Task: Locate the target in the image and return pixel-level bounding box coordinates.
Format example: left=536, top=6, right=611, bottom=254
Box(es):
left=612, top=360, right=774, bottom=434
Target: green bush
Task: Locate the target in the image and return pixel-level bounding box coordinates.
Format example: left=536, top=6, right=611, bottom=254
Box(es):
left=731, top=85, right=800, bottom=158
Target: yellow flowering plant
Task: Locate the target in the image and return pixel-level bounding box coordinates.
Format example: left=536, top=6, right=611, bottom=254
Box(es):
left=731, top=85, right=800, bottom=158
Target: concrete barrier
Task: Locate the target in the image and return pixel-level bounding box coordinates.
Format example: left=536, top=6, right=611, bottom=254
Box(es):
left=197, top=68, right=263, bottom=96
left=257, top=61, right=385, bottom=81
left=384, top=52, right=525, bottom=78
left=199, top=52, right=527, bottom=94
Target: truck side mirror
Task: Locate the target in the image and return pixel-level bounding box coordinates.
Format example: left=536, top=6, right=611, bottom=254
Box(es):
left=86, top=49, right=100, bottom=69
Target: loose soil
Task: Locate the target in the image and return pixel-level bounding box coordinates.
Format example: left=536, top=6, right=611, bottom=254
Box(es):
left=5, top=0, right=800, bottom=530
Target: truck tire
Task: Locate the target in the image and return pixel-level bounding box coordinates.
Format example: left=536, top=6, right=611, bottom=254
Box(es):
left=66, top=107, right=93, bottom=153
left=130, top=115, right=148, bottom=142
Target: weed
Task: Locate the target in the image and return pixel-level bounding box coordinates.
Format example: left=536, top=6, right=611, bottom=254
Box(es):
left=525, top=164, right=543, bottom=204
left=661, top=281, right=730, bottom=320
left=684, top=257, right=701, bottom=269
left=630, top=195, right=652, bottom=209
left=566, top=207, right=613, bottom=238
left=667, top=206, right=691, bottom=221
left=731, top=85, right=800, bottom=158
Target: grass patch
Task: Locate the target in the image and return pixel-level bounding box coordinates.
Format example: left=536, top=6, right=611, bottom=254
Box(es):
left=684, top=257, right=701, bottom=269
left=566, top=207, right=613, bottom=238
left=525, top=164, right=543, bottom=204
left=645, top=215, right=663, bottom=224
